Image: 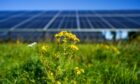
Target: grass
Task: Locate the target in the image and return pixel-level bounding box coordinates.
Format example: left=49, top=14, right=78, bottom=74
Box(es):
left=0, top=42, right=140, bottom=84
left=0, top=30, right=139, bottom=84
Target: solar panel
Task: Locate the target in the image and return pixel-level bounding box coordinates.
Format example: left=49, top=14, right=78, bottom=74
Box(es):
left=89, top=17, right=112, bottom=28
left=0, top=11, right=18, bottom=16
left=103, top=17, right=128, bottom=28
left=94, top=10, right=140, bottom=14
left=0, top=12, right=26, bottom=21
left=48, top=16, right=77, bottom=29
left=16, top=16, right=54, bottom=29
left=78, top=11, right=93, bottom=16
left=60, top=16, right=77, bottom=29
left=0, top=17, right=31, bottom=29
left=60, top=11, right=76, bottom=16
left=128, top=17, right=140, bottom=22
left=0, top=10, right=140, bottom=41
left=47, top=16, right=63, bottom=29
left=79, top=17, right=91, bottom=28
left=104, top=17, right=140, bottom=28
left=0, top=12, right=42, bottom=29
left=0, top=10, right=140, bottom=30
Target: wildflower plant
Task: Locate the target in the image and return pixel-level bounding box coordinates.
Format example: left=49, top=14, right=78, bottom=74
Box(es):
left=74, top=67, right=85, bottom=75
left=54, top=31, right=80, bottom=62
left=1, top=39, right=140, bottom=84
left=41, top=45, right=48, bottom=53
left=55, top=31, right=80, bottom=53
left=35, top=31, right=83, bottom=83
left=53, top=31, right=85, bottom=82
left=55, top=31, right=80, bottom=44
left=94, top=44, right=120, bottom=61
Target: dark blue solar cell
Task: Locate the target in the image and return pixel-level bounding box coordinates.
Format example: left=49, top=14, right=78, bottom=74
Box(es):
left=0, top=11, right=15, bottom=16
left=115, top=10, right=140, bottom=14
left=103, top=17, right=128, bottom=28
left=79, top=17, right=91, bottom=28
left=94, top=10, right=140, bottom=14
left=0, top=11, right=39, bottom=24
left=109, top=22, right=127, bottom=28
left=17, top=16, right=53, bottom=29
left=103, top=17, right=140, bottom=28
left=60, top=11, right=76, bottom=16
left=94, top=10, right=117, bottom=14
left=48, top=16, right=77, bottom=29
left=0, top=16, right=9, bottom=20
left=88, top=17, right=111, bottom=28
left=115, top=17, right=140, bottom=28
left=0, top=17, right=31, bottom=29
left=48, top=21, right=60, bottom=29
left=0, top=12, right=41, bottom=29
left=0, top=12, right=24, bottom=20
left=88, top=17, right=101, bottom=22
left=48, top=17, right=63, bottom=29
left=78, top=11, right=93, bottom=15
left=121, top=22, right=140, bottom=28
left=129, top=17, right=140, bottom=22
left=61, top=17, right=77, bottom=28
left=91, top=22, right=111, bottom=28
left=61, top=21, right=77, bottom=29
left=44, top=11, right=58, bottom=16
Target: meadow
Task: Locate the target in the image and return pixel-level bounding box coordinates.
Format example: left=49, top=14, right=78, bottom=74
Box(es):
left=0, top=31, right=140, bottom=84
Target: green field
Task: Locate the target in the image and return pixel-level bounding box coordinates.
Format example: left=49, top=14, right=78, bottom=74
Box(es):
left=0, top=31, right=140, bottom=84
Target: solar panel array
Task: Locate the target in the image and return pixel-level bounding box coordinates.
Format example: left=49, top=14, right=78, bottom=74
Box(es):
left=0, top=10, right=140, bottom=30
left=0, top=10, right=140, bottom=41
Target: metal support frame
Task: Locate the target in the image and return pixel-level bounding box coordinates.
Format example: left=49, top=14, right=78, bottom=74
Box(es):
left=43, top=11, right=62, bottom=30
left=0, top=28, right=140, bottom=32
left=76, top=10, right=81, bottom=30
left=0, top=28, right=140, bottom=42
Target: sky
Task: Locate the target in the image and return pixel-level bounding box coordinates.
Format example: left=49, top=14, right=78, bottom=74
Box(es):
left=0, top=0, right=140, bottom=10
left=104, top=31, right=128, bottom=40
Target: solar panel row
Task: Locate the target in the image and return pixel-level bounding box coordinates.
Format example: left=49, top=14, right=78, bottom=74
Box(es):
left=0, top=10, right=140, bottom=30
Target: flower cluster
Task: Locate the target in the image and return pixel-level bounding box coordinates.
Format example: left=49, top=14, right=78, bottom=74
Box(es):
left=100, top=44, right=110, bottom=50
left=55, top=31, right=80, bottom=44
left=41, top=45, right=48, bottom=53
left=55, top=31, right=80, bottom=52
left=110, top=45, right=120, bottom=55
left=16, top=40, right=21, bottom=44
left=56, top=81, right=61, bottom=84
left=100, top=44, right=120, bottom=55
left=70, top=44, right=79, bottom=51
left=74, top=67, right=84, bottom=75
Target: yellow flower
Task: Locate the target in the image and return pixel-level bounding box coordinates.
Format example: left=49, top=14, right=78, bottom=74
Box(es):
left=111, top=46, right=120, bottom=55
left=41, top=45, right=48, bottom=52
left=55, top=34, right=60, bottom=38
left=50, top=71, right=53, bottom=76
left=81, top=69, right=85, bottom=73
left=65, top=32, right=70, bottom=37
left=74, top=67, right=84, bottom=75
left=56, top=81, right=61, bottom=84
left=100, top=44, right=110, bottom=50
left=56, top=38, right=61, bottom=43
left=59, top=32, right=64, bottom=36
left=71, top=80, right=77, bottom=84
left=16, top=40, right=21, bottom=44
left=74, top=67, right=79, bottom=70
left=55, top=31, right=80, bottom=44
left=70, top=44, right=79, bottom=51
left=76, top=70, right=81, bottom=75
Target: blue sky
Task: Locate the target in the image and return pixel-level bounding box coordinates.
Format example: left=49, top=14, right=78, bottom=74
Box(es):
left=0, top=0, right=140, bottom=10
